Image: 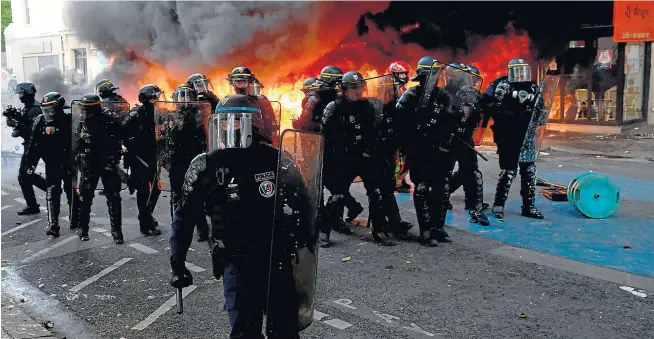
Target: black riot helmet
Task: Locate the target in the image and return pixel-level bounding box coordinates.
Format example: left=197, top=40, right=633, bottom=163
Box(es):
left=40, top=92, right=67, bottom=121
left=318, top=65, right=344, bottom=88
left=227, top=67, right=255, bottom=95
left=301, top=77, right=318, bottom=94
left=94, top=79, right=119, bottom=99
left=213, top=94, right=270, bottom=148
left=138, top=84, right=164, bottom=104
left=507, top=58, right=532, bottom=83
left=15, top=82, right=37, bottom=103
left=411, top=56, right=443, bottom=83
left=172, top=84, right=197, bottom=102
left=187, top=73, right=213, bottom=95
left=340, top=71, right=367, bottom=101
left=79, top=93, right=103, bottom=119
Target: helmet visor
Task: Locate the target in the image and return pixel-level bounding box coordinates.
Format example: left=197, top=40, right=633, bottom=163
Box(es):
left=508, top=65, right=532, bottom=82
left=173, top=88, right=196, bottom=102
left=231, top=77, right=253, bottom=95
left=211, top=112, right=256, bottom=149
left=192, top=78, right=213, bottom=94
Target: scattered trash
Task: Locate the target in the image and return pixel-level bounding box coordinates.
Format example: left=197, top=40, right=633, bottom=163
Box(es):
left=558, top=165, right=563, bottom=168
left=619, top=286, right=647, bottom=298
left=42, top=321, right=54, bottom=329
left=341, top=257, right=352, bottom=262
left=405, top=260, right=412, bottom=264
left=519, top=313, right=528, bottom=319
left=38, top=284, right=45, bottom=288
left=385, top=265, right=394, bottom=270
left=20, top=298, right=25, bottom=302
left=61, top=284, right=68, bottom=288
left=624, top=151, right=630, bottom=154
left=540, top=152, right=550, bottom=156
left=623, top=245, right=631, bottom=249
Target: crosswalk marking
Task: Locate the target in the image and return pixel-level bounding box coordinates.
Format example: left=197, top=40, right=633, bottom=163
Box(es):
left=14, top=198, right=26, bottom=204
left=21, top=235, right=78, bottom=263
left=132, top=285, right=198, bottom=331
left=1, top=219, right=42, bottom=236
left=70, top=258, right=133, bottom=292
left=129, top=243, right=159, bottom=254
left=1, top=190, right=8, bottom=196
left=324, top=318, right=353, bottom=330
left=313, top=310, right=329, bottom=321
left=1, top=205, right=12, bottom=211
left=185, top=261, right=206, bottom=273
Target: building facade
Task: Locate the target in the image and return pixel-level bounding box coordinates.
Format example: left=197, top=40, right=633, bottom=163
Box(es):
left=3, top=0, right=109, bottom=87
left=546, top=1, right=654, bottom=131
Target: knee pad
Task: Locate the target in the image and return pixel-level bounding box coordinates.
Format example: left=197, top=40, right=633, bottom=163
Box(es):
left=328, top=194, right=345, bottom=205
left=369, top=188, right=383, bottom=202
left=414, top=183, right=430, bottom=199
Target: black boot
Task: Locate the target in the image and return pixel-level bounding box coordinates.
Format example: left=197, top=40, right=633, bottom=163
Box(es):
left=414, top=183, right=438, bottom=247
left=77, top=193, right=92, bottom=241
left=318, top=207, right=331, bottom=248
left=18, top=205, right=40, bottom=215
left=327, top=194, right=352, bottom=234
left=431, top=176, right=452, bottom=243
left=492, top=169, right=517, bottom=219
left=69, top=192, right=80, bottom=230
left=138, top=188, right=161, bottom=236
left=106, top=193, right=124, bottom=244
left=44, top=190, right=61, bottom=237
left=344, top=200, right=363, bottom=223
left=468, top=208, right=490, bottom=226
left=370, top=217, right=396, bottom=247
left=465, top=170, right=490, bottom=226
left=520, top=163, right=544, bottom=219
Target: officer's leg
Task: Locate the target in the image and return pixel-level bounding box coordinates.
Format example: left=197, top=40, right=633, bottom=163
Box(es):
left=321, top=172, right=356, bottom=247
left=343, top=191, right=363, bottom=223
left=17, top=153, right=46, bottom=215
left=395, top=154, right=411, bottom=193
left=460, top=146, right=490, bottom=226
left=146, top=175, right=161, bottom=222
left=77, top=172, right=101, bottom=241
left=101, top=168, right=124, bottom=244
left=44, top=164, right=62, bottom=237
left=223, top=259, right=266, bottom=339
left=491, top=143, right=519, bottom=219
left=66, top=167, right=80, bottom=230
left=381, top=158, right=412, bottom=239
left=134, top=169, right=161, bottom=236
left=519, top=161, right=544, bottom=219
left=411, top=163, right=438, bottom=247
left=427, top=156, right=454, bottom=243
left=359, top=158, right=395, bottom=246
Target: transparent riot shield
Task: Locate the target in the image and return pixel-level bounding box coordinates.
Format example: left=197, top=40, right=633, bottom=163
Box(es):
left=209, top=102, right=281, bottom=151
left=418, top=60, right=446, bottom=110
left=518, top=75, right=560, bottom=162
left=270, top=100, right=282, bottom=147
left=266, top=129, right=324, bottom=335
left=363, top=74, right=399, bottom=122
left=152, top=101, right=212, bottom=192
left=71, top=100, right=130, bottom=191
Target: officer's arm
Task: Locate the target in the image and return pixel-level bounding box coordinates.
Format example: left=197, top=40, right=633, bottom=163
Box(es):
left=24, top=116, right=43, bottom=167
left=18, top=107, right=39, bottom=140
left=320, top=101, right=337, bottom=136
left=395, top=89, right=416, bottom=152
left=299, top=93, right=318, bottom=130
left=170, top=153, right=208, bottom=264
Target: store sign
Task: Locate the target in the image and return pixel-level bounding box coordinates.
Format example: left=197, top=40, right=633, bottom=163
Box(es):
left=614, top=1, right=654, bottom=42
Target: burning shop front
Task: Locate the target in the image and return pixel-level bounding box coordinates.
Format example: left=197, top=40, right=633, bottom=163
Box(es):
left=546, top=1, right=654, bottom=133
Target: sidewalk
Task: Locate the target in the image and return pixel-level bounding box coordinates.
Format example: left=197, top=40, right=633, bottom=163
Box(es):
left=1, top=293, right=57, bottom=339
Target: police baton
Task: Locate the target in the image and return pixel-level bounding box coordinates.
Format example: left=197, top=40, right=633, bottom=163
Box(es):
left=454, top=135, right=489, bottom=162
left=176, top=287, right=184, bottom=314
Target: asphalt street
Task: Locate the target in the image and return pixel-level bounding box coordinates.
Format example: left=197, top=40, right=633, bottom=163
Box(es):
left=1, top=148, right=653, bottom=339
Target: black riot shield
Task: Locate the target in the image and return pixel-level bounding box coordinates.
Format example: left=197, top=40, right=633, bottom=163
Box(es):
left=152, top=101, right=212, bottom=192
left=266, top=129, right=324, bottom=335
left=518, top=75, right=560, bottom=162
left=71, top=100, right=130, bottom=190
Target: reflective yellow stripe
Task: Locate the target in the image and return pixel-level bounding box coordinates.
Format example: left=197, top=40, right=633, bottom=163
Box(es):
left=97, top=80, right=112, bottom=88
left=320, top=72, right=344, bottom=77
left=79, top=101, right=101, bottom=106
left=42, top=99, right=58, bottom=105
left=508, top=64, right=529, bottom=67
left=231, top=74, right=252, bottom=78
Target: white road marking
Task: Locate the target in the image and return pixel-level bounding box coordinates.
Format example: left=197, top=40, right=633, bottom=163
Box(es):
left=185, top=261, right=206, bottom=273
left=620, top=286, right=648, bottom=298
left=1, top=219, right=42, bottom=236
left=38, top=195, right=45, bottom=200
left=39, top=206, right=47, bottom=211
left=334, top=299, right=358, bottom=309
left=130, top=243, right=159, bottom=254
left=313, top=310, right=329, bottom=321
left=1, top=190, right=8, bottom=196
left=14, top=198, right=26, bottom=204
left=21, top=235, right=78, bottom=263
left=69, top=258, right=133, bottom=292
left=403, top=323, right=436, bottom=337
left=132, top=285, right=198, bottom=331
left=91, top=227, right=112, bottom=237
left=90, top=212, right=97, bottom=216
left=60, top=216, right=69, bottom=222
left=324, top=319, right=353, bottom=330
left=1, top=205, right=13, bottom=211
left=4, top=186, right=21, bottom=192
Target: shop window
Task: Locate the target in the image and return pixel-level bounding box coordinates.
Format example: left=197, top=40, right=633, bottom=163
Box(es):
left=590, top=37, right=619, bottom=122
left=562, top=64, right=593, bottom=122
left=73, top=48, right=88, bottom=81
left=623, top=42, right=645, bottom=121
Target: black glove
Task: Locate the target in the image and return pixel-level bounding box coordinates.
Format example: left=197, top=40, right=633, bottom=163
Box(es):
left=170, top=261, right=193, bottom=289
left=211, top=243, right=226, bottom=281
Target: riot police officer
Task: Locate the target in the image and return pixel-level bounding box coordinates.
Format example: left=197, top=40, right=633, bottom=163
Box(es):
left=187, top=73, right=220, bottom=112
left=164, top=84, right=210, bottom=242
left=226, top=67, right=278, bottom=145
left=122, top=84, right=163, bottom=236
left=9, top=82, right=48, bottom=215
left=24, top=92, right=76, bottom=237
left=170, top=93, right=315, bottom=339
left=292, top=77, right=319, bottom=131
left=444, top=64, right=491, bottom=226
left=72, top=94, right=124, bottom=243
left=387, top=61, right=412, bottom=193
left=321, top=71, right=394, bottom=247
left=486, top=58, right=546, bottom=220
left=396, top=57, right=454, bottom=247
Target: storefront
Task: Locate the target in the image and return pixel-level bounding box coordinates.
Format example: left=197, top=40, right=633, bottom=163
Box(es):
left=547, top=1, right=654, bottom=132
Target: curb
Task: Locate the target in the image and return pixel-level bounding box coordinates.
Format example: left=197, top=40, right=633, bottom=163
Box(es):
left=1, top=294, right=57, bottom=339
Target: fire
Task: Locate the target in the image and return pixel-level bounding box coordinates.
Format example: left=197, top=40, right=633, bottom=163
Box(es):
left=548, top=94, right=574, bottom=120
left=111, top=17, right=535, bottom=133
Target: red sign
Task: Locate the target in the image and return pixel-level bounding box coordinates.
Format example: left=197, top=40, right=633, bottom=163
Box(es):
left=614, top=1, right=654, bottom=42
